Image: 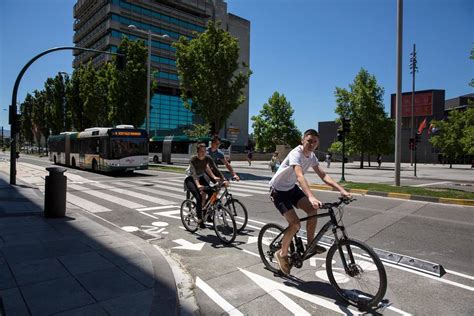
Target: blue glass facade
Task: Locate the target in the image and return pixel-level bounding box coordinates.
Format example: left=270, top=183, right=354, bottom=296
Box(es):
left=149, top=94, right=193, bottom=136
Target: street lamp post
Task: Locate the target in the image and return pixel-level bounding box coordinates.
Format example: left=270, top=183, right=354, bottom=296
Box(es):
left=128, top=25, right=170, bottom=136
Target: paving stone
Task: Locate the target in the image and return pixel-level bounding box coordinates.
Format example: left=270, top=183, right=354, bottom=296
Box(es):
left=75, top=267, right=146, bottom=301
left=20, top=277, right=95, bottom=315
left=99, top=289, right=154, bottom=316
left=53, top=303, right=108, bottom=316
left=10, top=257, right=70, bottom=286
left=0, top=287, right=30, bottom=316
left=58, top=252, right=115, bottom=275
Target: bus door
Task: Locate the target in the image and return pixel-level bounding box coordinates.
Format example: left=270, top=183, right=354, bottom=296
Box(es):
left=65, top=134, right=71, bottom=166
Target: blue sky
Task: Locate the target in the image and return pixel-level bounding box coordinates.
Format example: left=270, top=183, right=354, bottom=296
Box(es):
left=1, top=0, right=472, bottom=134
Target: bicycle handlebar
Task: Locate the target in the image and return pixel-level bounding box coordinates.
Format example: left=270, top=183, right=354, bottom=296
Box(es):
left=320, top=197, right=356, bottom=209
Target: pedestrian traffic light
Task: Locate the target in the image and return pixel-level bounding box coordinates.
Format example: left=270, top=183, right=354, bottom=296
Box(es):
left=337, top=129, right=343, bottom=142
left=415, top=133, right=421, bottom=143
left=115, top=49, right=126, bottom=71
left=409, top=138, right=415, bottom=150
left=342, top=118, right=351, bottom=133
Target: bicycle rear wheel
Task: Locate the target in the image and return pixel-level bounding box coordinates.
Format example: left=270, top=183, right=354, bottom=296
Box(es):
left=213, top=206, right=237, bottom=244
left=180, top=199, right=199, bottom=233
left=326, top=239, right=387, bottom=309
left=257, top=223, right=294, bottom=274
left=226, top=198, right=248, bottom=232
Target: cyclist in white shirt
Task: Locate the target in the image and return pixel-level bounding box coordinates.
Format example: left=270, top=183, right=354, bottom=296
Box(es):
left=269, top=129, right=350, bottom=275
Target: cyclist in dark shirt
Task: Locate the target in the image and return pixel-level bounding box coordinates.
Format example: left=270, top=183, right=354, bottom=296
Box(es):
left=185, top=143, right=226, bottom=228
left=207, top=135, right=240, bottom=181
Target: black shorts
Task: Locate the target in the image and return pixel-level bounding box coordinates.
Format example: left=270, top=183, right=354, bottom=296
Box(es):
left=270, top=185, right=307, bottom=215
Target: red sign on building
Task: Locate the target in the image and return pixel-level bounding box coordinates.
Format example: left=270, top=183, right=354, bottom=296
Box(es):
left=392, top=92, right=433, bottom=117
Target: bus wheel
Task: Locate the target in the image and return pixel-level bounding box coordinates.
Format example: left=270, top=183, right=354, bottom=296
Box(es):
left=92, top=160, right=98, bottom=172
left=71, top=158, right=76, bottom=168
left=153, top=155, right=160, bottom=163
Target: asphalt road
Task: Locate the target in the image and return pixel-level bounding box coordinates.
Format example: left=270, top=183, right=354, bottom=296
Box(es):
left=2, top=153, right=473, bottom=315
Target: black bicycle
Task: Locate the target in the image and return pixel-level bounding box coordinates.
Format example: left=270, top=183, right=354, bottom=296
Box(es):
left=186, top=177, right=248, bottom=232
left=257, top=198, right=387, bottom=310
left=181, top=181, right=237, bottom=244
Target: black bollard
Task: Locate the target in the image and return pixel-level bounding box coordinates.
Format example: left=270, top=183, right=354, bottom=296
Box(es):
left=44, top=166, right=67, bottom=218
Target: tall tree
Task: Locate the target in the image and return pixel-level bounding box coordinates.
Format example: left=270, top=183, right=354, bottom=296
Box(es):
left=430, top=108, right=473, bottom=167
left=20, top=93, right=35, bottom=144
left=79, top=61, right=102, bottom=127
left=66, top=66, right=84, bottom=131
left=174, top=21, right=251, bottom=134
left=251, top=92, right=301, bottom=152
left=114, top=37, right=147, bottom=127
left=334, top=68, right=393, bottom=168
left=31, top=90, right=49, bottom=148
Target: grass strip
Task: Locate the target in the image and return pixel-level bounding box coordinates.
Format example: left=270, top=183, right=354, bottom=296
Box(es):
left=342, top=182, right=474, bottom=200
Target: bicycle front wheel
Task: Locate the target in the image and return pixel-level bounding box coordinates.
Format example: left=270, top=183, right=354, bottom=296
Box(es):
left=213, top=206, right=237, bottom=244
left=180, top=199, right=199, bottom=233
left=226, top=198, right=248, bottom=232
left=258, top=223, right=295, bottom=274
left=326, top=239, right=387, bottom=309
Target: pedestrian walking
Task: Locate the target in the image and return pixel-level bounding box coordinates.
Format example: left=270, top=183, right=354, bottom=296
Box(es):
left=247, top=150, right=253, bottom=166
left=377, top=154, right=382, bottom=169
left=326, top=152, right=332, bottom=168
left=269, top=151, right=281, bottom=173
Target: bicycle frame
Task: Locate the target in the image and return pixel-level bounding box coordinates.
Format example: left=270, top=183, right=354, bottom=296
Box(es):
left=275, top=205, right=350, bottom=262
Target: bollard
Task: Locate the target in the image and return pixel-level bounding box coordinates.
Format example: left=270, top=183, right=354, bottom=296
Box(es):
left=44, top=166, right=67, bottom=218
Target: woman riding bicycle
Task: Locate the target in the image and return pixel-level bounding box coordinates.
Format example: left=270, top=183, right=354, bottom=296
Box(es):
left=269, top=129, right=350, bottom=275
left=185, top=143, right=227, bottom=228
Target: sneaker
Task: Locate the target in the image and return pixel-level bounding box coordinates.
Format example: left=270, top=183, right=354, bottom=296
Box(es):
left=275, top=250, right=291, bottom=275
left=197, top=219, right=206, bottom=229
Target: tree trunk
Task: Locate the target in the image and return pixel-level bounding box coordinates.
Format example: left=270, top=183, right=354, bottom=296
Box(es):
left=368, top=154, right=371, bottom=167
left=359, top=152, right=364, bottom=169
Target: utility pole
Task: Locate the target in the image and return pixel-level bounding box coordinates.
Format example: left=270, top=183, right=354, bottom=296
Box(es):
left=409, top=43, right=418, bottom=166
left=394, top=0, right=403, bottom=186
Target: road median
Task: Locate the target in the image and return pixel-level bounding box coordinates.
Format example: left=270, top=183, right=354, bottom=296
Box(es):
left=310, top=183, right=474, bottom=207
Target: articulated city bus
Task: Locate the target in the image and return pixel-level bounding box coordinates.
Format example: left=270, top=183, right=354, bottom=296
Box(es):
left=48, top=125, right=149, bottom=172
left=149, top=135, right=231, bottom=164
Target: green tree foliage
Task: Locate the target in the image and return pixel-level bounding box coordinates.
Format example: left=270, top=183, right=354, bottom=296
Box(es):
left=174, top=21, right=251, bottom=134
left=31, top=90, right=49, bottom=147
left=430, top=108, right=474, bottom=166
left=184, top=123, right=211, bottom=138
left=43, top=73, right=69, bottom=134
left=66, top=66, right=84, bottom=131
left=20, top=93, right=35, bottom=144
left=251, top=92, right=301, bottom=152
left=114, top=37, right=147, bottom=127
left=333, top=68, right=394, bottom=168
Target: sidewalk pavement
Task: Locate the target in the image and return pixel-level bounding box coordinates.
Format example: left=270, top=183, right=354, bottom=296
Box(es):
left=0, top=172, right=184, bottom=315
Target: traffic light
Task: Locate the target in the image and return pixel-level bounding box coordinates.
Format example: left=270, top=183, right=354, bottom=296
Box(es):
left=415, top=133, right=421, bottom=143
left=115, top=49, right=126, bottom=71
left=409, top=138, right=415, bottom=150
left=342, top=118, right=351, bottom=134
left=337, top=129, right=343, bottom=142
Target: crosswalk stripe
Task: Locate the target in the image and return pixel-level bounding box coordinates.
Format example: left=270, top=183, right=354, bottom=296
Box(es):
left=165, top=177, right=270, bottom=190
left=68, top=184, right=146, bottom=209
left=87, top=182, right=175, bottom=205
left=115, top=181, right=186, bottom=201
left=152, top=178, right=255, bottom=197
left=67, top=193, right=113, bottom=213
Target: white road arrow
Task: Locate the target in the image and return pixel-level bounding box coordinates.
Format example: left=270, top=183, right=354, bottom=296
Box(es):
left=172, top=239, right=205, bottom=251
left=239, top=268, right=361, bottom=315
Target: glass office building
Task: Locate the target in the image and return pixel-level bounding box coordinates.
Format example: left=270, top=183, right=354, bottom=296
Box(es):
left=73, top=0, right=250, bottom=148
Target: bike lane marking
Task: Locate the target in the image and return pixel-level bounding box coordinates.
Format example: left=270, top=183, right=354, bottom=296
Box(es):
left=195, top=277, right=244, bottom=316
left=239, top=268, right=360, bottom=315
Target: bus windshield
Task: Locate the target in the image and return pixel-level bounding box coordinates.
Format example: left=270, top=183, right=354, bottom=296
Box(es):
left=110, top=137, right=148, bottom=159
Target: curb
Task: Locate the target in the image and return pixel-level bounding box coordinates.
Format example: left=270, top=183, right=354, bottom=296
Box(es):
left=309, top=184, right=474, bottom=207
